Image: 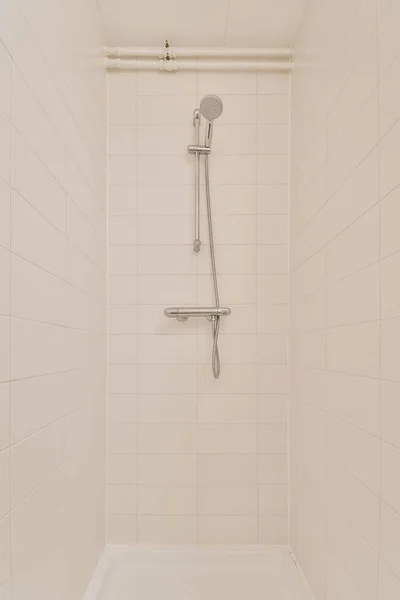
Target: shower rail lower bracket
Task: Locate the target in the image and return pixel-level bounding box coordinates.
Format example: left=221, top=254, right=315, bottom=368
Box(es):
left=164, top=306, right=231, bottom=322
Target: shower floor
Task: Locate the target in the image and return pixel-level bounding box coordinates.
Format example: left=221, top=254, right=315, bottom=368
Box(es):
left=84, top=545, right=313, bottom=600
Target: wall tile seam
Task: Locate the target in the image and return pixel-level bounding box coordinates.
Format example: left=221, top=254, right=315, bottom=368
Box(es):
left=11, top=187, right=104, bottom=265
left=5, top=404, right=84, bottom=446
left=8, top=363, right=104, bottom=384
left=9, top=313, right=105, bottom=334
left=327, top=496, right=381, bottom=559
left=290, top=260, right=381, bottom=300
left=11, top=10, right=102, bottom=185
left=289, top=197, right=382, bottom=272
left=11, top=70, right=99, bottom=205
left=326, top=25, right=380, bottom=121
left=327, top=87, right=380, bottom=165
left=4, top=437, right=91, bottom=516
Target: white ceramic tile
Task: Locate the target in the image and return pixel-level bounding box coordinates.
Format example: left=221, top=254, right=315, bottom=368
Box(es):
left=327, top=504, right=379, bottom=597
left=258, top=155, right=288, bottom=185
left=108, top=72, right=137, bottom=125
left=201, top=185, right=257, bottom=215
left=0, top=0, right=14, bottom=53
left=199, top=486, right=257, bottom=515
left=108, top=394, right=137, bottom=423
left=211, top=125, right=257, bottom=155
left=138, top=423, right=197, bottom=454
left=381, top=442, right=400, bottom=515
left=258, top=454, right=287, bottom=485
left=137, top=185, right=193, bottom=216
left=0, top=111, right=11, bottom=186
left=12, top=192, right=66, bottom=278
left=108, top=305, right=137, bottom=334
left=198, top=423, right=257, bottom=454
left=109, top=156, right=137, bottom=186
left=138, top=274, right=196, bottom=305
left=108, top=246, right=137, bottom=275
left=138, top=364, right=197, bottom=394
left=381, top=381, right=400, bottom=449
left=259, top=485, right=288, bottom=516
left=326, top=321, right=380, bottom=378
left=138, top=454, right=197, bottom=486
left=138, top=486, right=196, bottom=515
left=0, top=450, right=9, bottom=521
left=257, top=185, right=288, bottom=215
left=0, top=44, right=12, bottom=118
left=107, top=515, right=137, bottom=544
left=258, top=125, right=288, bottom=155
left=378, top=560, right=400, bottom=599
left=327, top=416, right=379, bottom=494
left=138, top=155, right=193, bottom=186
left=0, top=179, right=11, bottom=251
left=328, top=457, right=379, bottom=552
left=198, top=393, right=257, bottom=423
left=257, top=245, right=288, bottom=274
left=108, top=423, right=137, bottom=454
left=379, top=49, right=400, bottom=137
left=107, top=485, right=137, bottom=515
left=198, top=364, right=258, bottom=394
left=108, top=365, right=137, bottom=394
left=109, top=126, right=137, bottom=155
left=380, top=502, right=400, bottom=580
left=108, top=335, right=137, bottom=364
left=327, top=371, right=379, bottom=436
left=138, top=394, right=197, bottom=424
left=137, top=215, right=192, bottom=246
left=198, top=71, right=257, bottom=95
left=382, top=317, right=400, bottom=383
left=138, top=71, right=196, bottom=96
left=138, top=334, right=197, bottom=364
left=107, top=455, right=138, bottom=485
left=0, top=516, right=10, bottom=589
left=258, top=394, right=287, bottom=423
left=198, top=455, right=257, bottom=486
left=258, top=95, right=288, bottom=124
left=138, top=96, right=196, bottom=126
left=138, top=516, right=197, bottom=544
left=258, top=516, right=288, bottom=544
left=108, top=274, right=137, bottom=304
left=380, top=119, right=400, bottom=199
left=109, top=186, right=138, bottom=217
left=198, top=516, right=257, bottom=544
left=378, top=0, right=400, bottom=76
left=0, top=385, right=9, bottom=452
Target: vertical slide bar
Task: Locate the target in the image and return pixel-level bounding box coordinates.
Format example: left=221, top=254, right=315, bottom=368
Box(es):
left=193, top=109, right=201, bottom=252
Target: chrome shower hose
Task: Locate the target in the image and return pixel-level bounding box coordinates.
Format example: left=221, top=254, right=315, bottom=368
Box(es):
left=205, top=154, right=220, bottom=379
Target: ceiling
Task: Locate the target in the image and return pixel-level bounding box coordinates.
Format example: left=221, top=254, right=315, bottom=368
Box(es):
left=97, top=0, right=305, bottom=48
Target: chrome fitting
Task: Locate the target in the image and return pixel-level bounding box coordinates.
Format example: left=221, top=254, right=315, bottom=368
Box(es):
left=187, top=144, right=211, bottom=154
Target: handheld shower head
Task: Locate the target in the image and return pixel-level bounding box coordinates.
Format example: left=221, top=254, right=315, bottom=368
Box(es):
left=200, top=95, right=224, bottom=121
left=199, top=95, right=223, bottom=147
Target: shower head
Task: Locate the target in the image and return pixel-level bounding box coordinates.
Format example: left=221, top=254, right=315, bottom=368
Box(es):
left=199, top=95, right=223, bottom=147
left=200, top=95, right=224, bottom=121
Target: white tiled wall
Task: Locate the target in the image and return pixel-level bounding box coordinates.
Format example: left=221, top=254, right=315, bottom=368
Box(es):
left=107, top=68, right=289, bottom=544
left=0, top=0, right=106, bottom=598
left=290, top=0, right=400, bottom=598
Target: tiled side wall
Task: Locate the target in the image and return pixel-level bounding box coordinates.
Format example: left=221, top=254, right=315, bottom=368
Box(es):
left=0, top=0, right=107, bottom=598
left=290, top=0, right=400, bottom=598
left=107, top=68, right=290, bottom=544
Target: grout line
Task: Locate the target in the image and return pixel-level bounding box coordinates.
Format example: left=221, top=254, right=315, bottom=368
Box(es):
left=135, top=66, right=139, bottom=545
left=7, top=13, right=16, bottom=594
left=376, top=5, right=382, bottom=596
left=287, top=59, right=292, bottom=552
